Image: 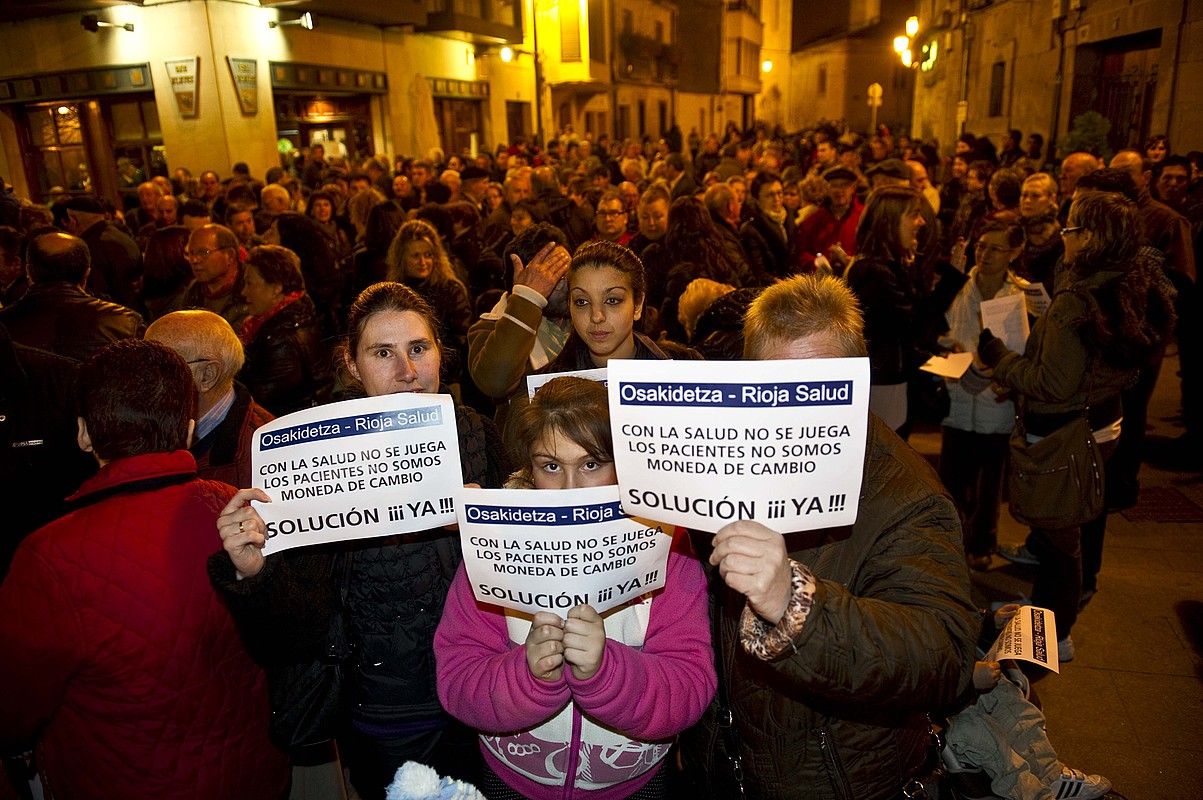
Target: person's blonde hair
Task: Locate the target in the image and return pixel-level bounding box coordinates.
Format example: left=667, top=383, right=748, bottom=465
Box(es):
left=678, top=278, right=736, bottom=342
left=743, top=274, right=867, bottom=359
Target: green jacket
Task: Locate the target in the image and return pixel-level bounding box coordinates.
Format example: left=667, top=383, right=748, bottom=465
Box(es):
left=683, top=415, right=978, bottom=800
left=991, top=269, right=1136, bottom=418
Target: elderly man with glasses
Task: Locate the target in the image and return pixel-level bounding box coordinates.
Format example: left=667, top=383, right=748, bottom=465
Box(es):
left=168, top=223, right=250, bottom=329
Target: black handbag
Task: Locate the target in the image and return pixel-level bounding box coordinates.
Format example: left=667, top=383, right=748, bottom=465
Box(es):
left=268, top=558, right=353, bottom=750
left=1008, top=410, right=1103, bottom=529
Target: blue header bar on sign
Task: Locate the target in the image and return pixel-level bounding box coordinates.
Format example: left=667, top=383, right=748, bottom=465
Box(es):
left=617, top=381, right=853, bottom=408
left=259, top=405, right=443, bottom=451
left=464, top=501, right=624, bottom=526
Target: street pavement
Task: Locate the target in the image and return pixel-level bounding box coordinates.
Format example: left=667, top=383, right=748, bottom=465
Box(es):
left=912, top=349, right=1203, bottom=800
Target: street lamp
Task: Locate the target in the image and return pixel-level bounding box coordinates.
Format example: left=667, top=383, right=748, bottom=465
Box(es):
left=894, top=16, right=921, bottom=69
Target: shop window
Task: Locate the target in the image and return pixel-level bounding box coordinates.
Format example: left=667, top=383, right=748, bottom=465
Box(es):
left=108, top=98, right=167, bottom=195
left=26, top=104, right=91, bottom=195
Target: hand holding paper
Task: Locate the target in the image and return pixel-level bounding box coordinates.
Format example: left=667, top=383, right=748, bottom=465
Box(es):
left=564, top=605, right=606, bottom=680
left=525, top=612, right=566, bottom=682
left=711, top=520, right=792, bottom=624
left=979, top=293, right=1029, bottom=354
left=217, top=487, right=271, bottom=578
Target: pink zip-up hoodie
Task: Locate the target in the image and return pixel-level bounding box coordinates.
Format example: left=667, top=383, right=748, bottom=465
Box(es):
left=435, top=531, right=715, bottom=799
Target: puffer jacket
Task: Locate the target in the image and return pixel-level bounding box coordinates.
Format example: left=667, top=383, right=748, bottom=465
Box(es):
left=239, top=293, right=333, bottom=416
left=0, top=450, right=290, bottom=799
left=0, top=282, right=144, bottom=362
left=682, top=415, right=978, bottom=800
left=209, top=405, right=508, bottom=730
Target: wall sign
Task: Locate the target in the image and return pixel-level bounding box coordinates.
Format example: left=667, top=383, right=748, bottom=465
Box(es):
left=227, top=57, right=258, bottom=114
left=164, top=56, right=199, bottom=117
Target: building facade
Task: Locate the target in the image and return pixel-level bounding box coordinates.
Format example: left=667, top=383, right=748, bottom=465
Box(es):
left=678, top=0, right=767, bottom=139
left=908, top=0, right=1202, bottom=157
left=783, top=0, right=916, bottom=134
left=0, top=0, right=530, bottom=204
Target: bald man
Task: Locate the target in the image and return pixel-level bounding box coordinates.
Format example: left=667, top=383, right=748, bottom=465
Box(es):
left=146, top=310, right=272, bottom=487
left=128, top=181, right=163, bottom=231
left=1110, top=150, right=1203, bottom=470
left=1057, top=152, right=1100, bottom=221
left=0, top=231, right=143, bottom=362
left=1109, top=149, right=1195, bottom=282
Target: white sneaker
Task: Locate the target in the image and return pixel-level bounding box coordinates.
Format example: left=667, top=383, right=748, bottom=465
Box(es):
left=1050, top=765, right=1111, bottom=799
left=1058, top=635, right=1075, bottom=663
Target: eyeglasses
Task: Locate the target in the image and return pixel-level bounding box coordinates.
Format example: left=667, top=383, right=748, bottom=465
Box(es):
left=1059, top=226, right=1085, bottom=237
left=185, top=246, right=233, bottom=261
left=596, top=209, right=626, bottom=217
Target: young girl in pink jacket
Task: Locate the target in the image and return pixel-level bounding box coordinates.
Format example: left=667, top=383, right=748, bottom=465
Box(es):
left=435, top=376, right=715, bottom=799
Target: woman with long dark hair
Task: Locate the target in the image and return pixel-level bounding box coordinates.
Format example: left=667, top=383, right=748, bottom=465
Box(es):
left=650, top=197, right=748, bottom=341
left=978, top=191, right=1176, bottom=659
left=844, top=185, right=928, bottom=433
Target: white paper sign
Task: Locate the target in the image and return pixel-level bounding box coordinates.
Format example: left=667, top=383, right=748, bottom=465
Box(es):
left=985, top=604, right=1060, bottom=674
left=920, top=351, right=974, bottom=379
left=608, top=358, right=871, bottom=533
left=980, top=293, right=1030, bottom=354
left=459, top=485, right=673, bottom=615
left=1022, top=283, right=1051, bottom=317
left=252, top=394, right=463, bottom=555
left=526, top=367, right=608, bottom=398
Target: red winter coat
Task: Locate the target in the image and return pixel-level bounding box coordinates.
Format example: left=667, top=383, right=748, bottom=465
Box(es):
left=0, top=450, right=289, bottom=800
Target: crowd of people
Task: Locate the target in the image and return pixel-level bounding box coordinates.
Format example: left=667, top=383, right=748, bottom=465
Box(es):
left=0, top=119, right=1199, bottom=800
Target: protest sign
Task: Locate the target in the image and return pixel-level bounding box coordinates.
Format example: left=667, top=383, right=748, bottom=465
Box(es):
left=526, top=367, right=608, bottom=398
left=252, top=393, right=463, bottom=555
left=1022, top=282, right=1051, bottom=317
left=609, top=358, right=870, bottom=533
left=986, top=604, right=1060, bottom=673
left=981, top=293, right=1030, bottom=353
left=459, top=485, right=673, bottom=616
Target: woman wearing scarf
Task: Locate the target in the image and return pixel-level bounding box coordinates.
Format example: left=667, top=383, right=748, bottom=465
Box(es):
left=238, top=244, right=333, bottom=415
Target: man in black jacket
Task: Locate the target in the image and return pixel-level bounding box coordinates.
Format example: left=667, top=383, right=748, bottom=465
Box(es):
left=0, top=323, right=96, bottom=577
left=682, top=274, right=977, bottom=800
left=0, top=231, right=144, bottom=361
left=62, top=196, right=142, bottom=310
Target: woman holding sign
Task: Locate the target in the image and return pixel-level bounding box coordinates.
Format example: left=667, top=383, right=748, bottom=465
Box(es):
left=211, top=282, right=507, bottom=800
left=435, top=377, right=715, bottom=799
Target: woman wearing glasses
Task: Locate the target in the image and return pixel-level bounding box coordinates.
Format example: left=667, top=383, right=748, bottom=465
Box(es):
left=938, top=221, right=1027, bottom=571
left=976, top=191, right=1176, bottom=660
